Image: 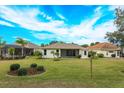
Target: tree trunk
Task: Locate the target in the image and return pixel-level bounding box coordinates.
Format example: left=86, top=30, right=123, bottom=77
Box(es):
left=0, top=48, right=1, bottom=59
left=22, top=47, right=24, bottom=57
left=90, top=57, right=93, bottom=79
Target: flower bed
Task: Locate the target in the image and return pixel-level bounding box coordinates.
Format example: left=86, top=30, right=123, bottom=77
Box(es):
left=8, top=63, right=45, bottom=76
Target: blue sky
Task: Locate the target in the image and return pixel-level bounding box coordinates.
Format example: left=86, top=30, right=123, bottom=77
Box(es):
left=0, top=5, right=122, bottom=45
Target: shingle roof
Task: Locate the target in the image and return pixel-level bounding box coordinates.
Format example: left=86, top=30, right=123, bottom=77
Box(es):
left=87, top=42, right=120, bottom=50
left=42, top=43, right=86, bottom=50
left=15, top=42, right=41, bottom=49
left=25, top=43, right=41, bottom=49
left=3, top=44, right=22, bottom=48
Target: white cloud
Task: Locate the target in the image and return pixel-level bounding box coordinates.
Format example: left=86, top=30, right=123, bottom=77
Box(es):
left=57, top=13, right=67, bottom=20
left=0, top=6, right=116, bottom=45
left=0, top=6, right=67, bottom=35
left=0, top=20, right=14, bottom=27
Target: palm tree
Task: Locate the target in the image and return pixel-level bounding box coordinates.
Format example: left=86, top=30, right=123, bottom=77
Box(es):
left=15, top=38, right=28, bottom=57
left=0, top=37, right=6, bottom=59
left=8, top=47, right=15, bottom=60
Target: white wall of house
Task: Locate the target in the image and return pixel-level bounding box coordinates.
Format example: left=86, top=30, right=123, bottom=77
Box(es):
left=34, top=48, right=42, bottom=52
left=42, top=49, right=88, bottom=58
left=42, top=49, right=60, bottom=58
left=91, top=50, right=120, bottom=58
left=79, top=50, right=88, bottom=58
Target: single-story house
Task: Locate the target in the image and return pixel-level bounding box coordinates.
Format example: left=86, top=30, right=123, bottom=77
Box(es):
left=1, top=43, right=41, bottom=58
left=41, top=43, right=88, bottom=58
left=1, top=44, right=24, bottom=58
left=87, top=42, right=121, bottom=58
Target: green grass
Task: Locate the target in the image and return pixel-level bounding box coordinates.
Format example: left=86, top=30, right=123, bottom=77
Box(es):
left=0, top=57, right=124, bottom=88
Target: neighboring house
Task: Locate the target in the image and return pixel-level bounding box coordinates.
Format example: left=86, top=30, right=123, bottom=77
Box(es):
left=41, top=43, right=88, bottom=58
left=1, top=44, right=23, bottom=58
left=1, top=43, right=41, bottom=58
left=87, top=42, right=121, bottom=58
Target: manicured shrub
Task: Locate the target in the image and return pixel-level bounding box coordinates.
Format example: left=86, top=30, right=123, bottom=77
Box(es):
left=10, top=64, right=20, bottom=71
left=18, top=68, right=27, bottom=76
left=76, top=55, right=81, bottom=58
left=53, top=58, right=60, bottom=61
left=111, top=54, right=116, bottom=57
left=37, top=66, right=45, bottom=72
left=97, top=53, right=104, bottom=58
left=30, top=63, right=37, bottom=68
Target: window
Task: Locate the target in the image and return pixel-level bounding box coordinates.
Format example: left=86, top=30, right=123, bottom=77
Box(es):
left=109, top=51, right=113, bottom=53
left=84, top=51, right=87, bottom=55
left=56, top=49, right=59, bottom=53
left=44, top=49, right=47, bottom=55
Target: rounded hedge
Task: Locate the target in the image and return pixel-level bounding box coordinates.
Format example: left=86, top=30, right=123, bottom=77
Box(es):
left=76, top=55, right=81, bottom=58
left=30, top=63, right=37, bottom=68
left=37, top=66, right=45, bottom=72
left=97, top=53, right=104, bottom=58
left=10, top=64, right=20, bottom=71
left=18, top=68, right=27, bottom=76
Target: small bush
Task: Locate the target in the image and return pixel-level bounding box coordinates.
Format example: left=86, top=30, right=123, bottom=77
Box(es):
left=30, top=63, right=37, bottom=68
left=33, top=51, right=41, bottom=56
left=94, top=55, right=98, bottom=59
left=111, top=54, right=116, bottom=57
left=10, top=64, right=20, bottom=71
left=76, top=55, right=81, bottom=58
left=53, top=58, right=60, bottom=61
left=18, top=68, right=27, bottom=76
left=97, top=53, right=104, bottom=58
left=37, top=66, right=45, bottom=72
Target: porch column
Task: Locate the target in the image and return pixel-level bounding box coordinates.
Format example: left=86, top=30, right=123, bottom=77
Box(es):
left=116, top=50, right=120, bottom=58
left=59, top=49, right=61, bottom=57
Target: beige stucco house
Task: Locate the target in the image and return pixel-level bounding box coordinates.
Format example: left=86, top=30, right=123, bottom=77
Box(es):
left=87, top=42, right=121, bottom=58
left=41, top=43, right=88, bottom=58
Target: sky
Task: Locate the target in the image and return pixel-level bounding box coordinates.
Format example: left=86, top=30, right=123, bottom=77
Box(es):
left=0, top=5, right=123, bottom=45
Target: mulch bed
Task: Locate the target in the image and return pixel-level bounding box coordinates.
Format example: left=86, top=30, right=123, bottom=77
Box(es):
left=8, top=68, right=45, bottom=76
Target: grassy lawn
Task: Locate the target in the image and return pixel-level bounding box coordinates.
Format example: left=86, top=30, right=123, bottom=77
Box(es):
left=0, top=57, right=124, bottom=88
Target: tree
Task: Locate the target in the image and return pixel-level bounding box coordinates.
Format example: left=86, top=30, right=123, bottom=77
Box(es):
left=49, top=41, right=58, bottom=45
left=41, top=43, right=45, bottom=47
left=15, top=38, right=28, bottom=57
left=0, top=37, right=6, bottom=59
left=95, top=42, right=100, bottom=45
left=81, top=44, right=89, bottom=47
left=90, top=43, right=95, bottom=46
left=8, top=47, right=15, bottom=60
left=105, top=7, right=124, bottom=49
left=49, top=41, right=65, bottom=45
left=88, top=51, right=96, bottom=79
